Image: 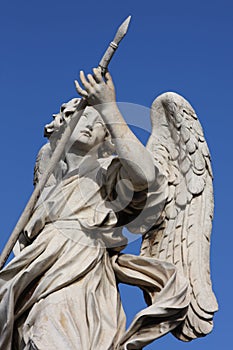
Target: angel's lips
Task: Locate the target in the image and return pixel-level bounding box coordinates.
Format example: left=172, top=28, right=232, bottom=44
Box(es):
left=80, top=130, right=92, bottom=137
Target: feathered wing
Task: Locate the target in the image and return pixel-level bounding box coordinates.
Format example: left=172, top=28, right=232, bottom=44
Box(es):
left=140, top=92, right=218, bottom=341
left=33, top=142, right=67, bottom=187
left=33, top=143, right=55, bottom=187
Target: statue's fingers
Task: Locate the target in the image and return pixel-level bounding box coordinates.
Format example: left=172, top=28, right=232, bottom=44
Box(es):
left=74, top=80, right=88, bottom=98
left=105, top=71, right=114, bottom=89
left=93, top=67, right=103, bottom=83
left=87, top=73, right=97, bottom=87
left=80, top=70, right=91, bottom=91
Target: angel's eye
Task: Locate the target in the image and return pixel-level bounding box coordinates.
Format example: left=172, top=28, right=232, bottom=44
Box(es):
left=95, top=121, right=104, bottom=127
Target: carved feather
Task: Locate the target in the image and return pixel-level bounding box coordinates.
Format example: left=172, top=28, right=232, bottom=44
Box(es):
left=33, top=142, right=66, bottom=187
left=141, top=92, right=218, bottom=341
left=33, top=143, right=55, bottom=187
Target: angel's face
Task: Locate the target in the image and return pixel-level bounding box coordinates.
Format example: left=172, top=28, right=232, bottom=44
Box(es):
left=69, top=107, right=107, bottom=153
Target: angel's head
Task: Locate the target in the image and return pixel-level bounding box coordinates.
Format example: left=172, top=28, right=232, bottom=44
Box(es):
left=44, top=98, right=114, bottom=157
left=68, top=106, right=114, bottom=157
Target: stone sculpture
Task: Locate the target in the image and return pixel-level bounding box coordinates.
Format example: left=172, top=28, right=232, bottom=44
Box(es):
left=0, top=66, right=218, bottom=349
left=0, top=16, right=217, bottom=350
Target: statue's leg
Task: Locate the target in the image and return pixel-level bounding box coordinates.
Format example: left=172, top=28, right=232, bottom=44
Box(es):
left=21, top=250, right=126, bottom=350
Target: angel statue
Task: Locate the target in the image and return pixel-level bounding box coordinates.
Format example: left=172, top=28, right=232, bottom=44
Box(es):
left=0, top=68, right=218, bottom=350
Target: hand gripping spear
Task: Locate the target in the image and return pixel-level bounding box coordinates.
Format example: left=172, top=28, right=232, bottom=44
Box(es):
left=0, top=16, right=131, bottom=270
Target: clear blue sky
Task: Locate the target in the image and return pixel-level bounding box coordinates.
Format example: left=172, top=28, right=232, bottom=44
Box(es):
left=0, top=0, right=232, bottom=348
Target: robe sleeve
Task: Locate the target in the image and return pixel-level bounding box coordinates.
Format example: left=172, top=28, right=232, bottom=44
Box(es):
left=104, top=157, right=168, bottom=234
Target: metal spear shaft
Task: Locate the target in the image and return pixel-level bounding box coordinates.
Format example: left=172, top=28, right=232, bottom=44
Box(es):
left=0, top=16, right=131, bottom=270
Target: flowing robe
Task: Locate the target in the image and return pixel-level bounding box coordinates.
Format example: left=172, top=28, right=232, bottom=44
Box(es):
left=0, top=155, right=189, bottom=349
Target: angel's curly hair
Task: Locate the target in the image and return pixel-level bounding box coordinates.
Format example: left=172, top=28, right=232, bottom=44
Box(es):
left=44, top=98, right=115, bottom=158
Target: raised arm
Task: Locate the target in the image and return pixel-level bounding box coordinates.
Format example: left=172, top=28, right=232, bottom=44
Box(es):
left=75, top=68, right=156, bottom=190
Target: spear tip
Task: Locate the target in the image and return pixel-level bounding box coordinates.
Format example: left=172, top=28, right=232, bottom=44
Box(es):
left=123, top=15, right=131, bottom=28
left=113, top=15, right=132, bottom=44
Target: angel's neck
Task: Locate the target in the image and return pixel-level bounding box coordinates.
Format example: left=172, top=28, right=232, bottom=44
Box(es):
left=65, top=152, right=82, bottom=173
left=65, top=151, right=97, bottom=173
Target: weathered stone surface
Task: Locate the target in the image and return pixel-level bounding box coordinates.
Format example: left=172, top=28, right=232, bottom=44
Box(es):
left=0, top=69, right=217, bottom=349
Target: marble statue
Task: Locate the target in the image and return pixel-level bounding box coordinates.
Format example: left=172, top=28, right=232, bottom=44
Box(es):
left=0, top=68, right=218, bottom=349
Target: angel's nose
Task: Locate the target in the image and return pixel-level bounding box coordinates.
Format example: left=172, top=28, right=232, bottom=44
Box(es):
left=85, top=123, right=93, bottom=131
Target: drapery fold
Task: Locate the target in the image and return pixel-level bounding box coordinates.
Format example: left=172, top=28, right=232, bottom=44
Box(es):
left=0, top=224, right=189, bottom=350
left=0, top=157, right=189, bottom=349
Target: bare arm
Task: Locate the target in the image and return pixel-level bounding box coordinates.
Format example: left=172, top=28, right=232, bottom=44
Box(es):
left=75, top=68, right=156, bottom=190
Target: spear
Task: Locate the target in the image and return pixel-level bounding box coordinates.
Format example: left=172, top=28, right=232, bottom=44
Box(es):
left=0, top=15, right=131, bottom=270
